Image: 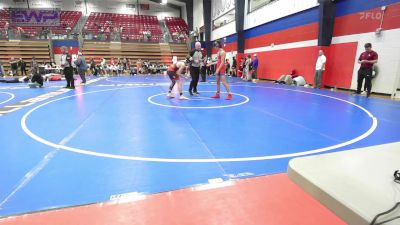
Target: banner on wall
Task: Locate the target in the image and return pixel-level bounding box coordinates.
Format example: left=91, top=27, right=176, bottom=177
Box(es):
left=10, top=8, right=60, bottom=27
left=52, top=40, right=80, bottom=66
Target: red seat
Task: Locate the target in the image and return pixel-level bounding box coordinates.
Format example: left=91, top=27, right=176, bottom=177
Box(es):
left=84, top=12, right=162, bottom=40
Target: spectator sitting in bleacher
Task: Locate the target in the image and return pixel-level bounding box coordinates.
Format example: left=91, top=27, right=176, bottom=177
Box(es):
left=178, top=32, right=185, bottom=43
left=163, top=31, right=169, bottom=42
left=112, top=26, right=120, bottom=41
left=142, top=30, right=151, bottom=42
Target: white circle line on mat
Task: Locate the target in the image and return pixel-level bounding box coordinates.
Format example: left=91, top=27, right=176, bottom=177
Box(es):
left=147, top=91, right=250, bottom=109
left=0, top=92, right=15, bottom=105
left=20, top=85, right=378, bottom=163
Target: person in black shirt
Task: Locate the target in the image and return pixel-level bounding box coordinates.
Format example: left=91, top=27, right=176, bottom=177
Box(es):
left=189, top=42, right=202, bottom=95
left=19, top=58, right=27, bottom=76
left=231, top=56, right=237, bottom=77
left=225, top=59, right=230, bottom=76
left=200, top=55, right=207, bottom=82
left=61, top=47, right=74, bottom=89
left=10, top=57, right=19, bottom=76
left=29, top=68, right=44, bottom=88
left=89, top=58, right=98, bottom=76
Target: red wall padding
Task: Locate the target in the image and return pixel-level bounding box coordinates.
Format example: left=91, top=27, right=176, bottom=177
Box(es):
left=256, top=42, right=357, bottom=88
left=256, top=46, right=320, bottom=82
left=323, top=42, right=358, bottom=88
left=334, top=2, right=400, bottom=37
left=245, top=22, right=318, bottom=50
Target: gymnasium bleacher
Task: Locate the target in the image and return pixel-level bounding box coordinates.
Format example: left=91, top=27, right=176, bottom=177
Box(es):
left=51, top=11, right=82, bottom=35
left=0, top=40, right=51, bottom=73
left=82, top=41, right=188, bottom=65
left=84, top=13, right=163, bottom=42
left=0, top=9, right=190, bottom=75
left=165, top=17, right=189, bottom=41
left=0, top=10, right=82, bottom=38
left=0, top=9, right=9, bottom=29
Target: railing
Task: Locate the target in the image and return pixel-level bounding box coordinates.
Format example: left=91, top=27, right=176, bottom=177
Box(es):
left=0, top=27, right=189, bottom=44
left=83, top=30, right=174, bottom=43
left=0, top=28, right=80, bottom=41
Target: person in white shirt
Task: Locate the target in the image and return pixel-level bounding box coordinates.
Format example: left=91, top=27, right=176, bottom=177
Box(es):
left=100, top=58, right=107, bottom=75
left=314, top=50, right=327, bottom=89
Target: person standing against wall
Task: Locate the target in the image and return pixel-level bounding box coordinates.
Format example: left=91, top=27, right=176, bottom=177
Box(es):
left=243, top=54, right=252, bottom=82
left=61, top=46, right=74, bottom=89
left=231, top=56, right=237, bottom=77
left=252, top=54, right=259, bottom=83
left=314, top=50, right=326, bottom=89
left=354, top=43, right=378, bottom=98
left=189, top=42, right=202, bottom=96
left=225, top=59, right=231, bottom=77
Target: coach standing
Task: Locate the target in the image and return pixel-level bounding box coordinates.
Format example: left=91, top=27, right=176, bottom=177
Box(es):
left=314, top=50, right=326, bottom=89
left=355, top=43, right=378, bottom=97
left=189, top=42, right=202, bottom=96
left=61, top=46, right=74, bottom=89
